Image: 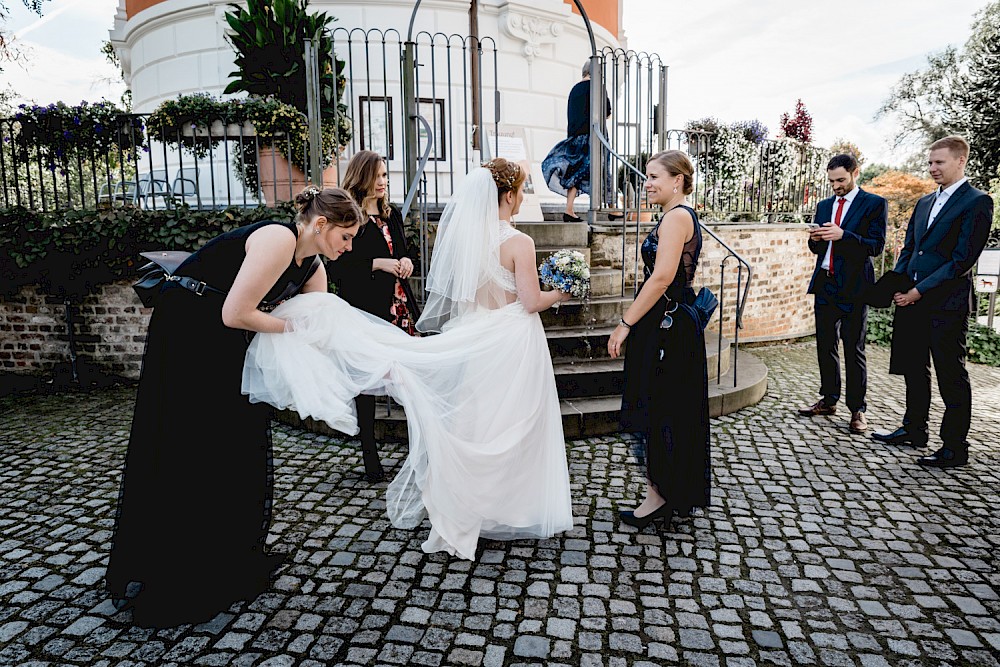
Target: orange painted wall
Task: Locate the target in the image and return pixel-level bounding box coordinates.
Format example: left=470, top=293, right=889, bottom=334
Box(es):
left=126, top=0, right=165, bottom=17
left=565, top=0, right=619, bottom=40
left=126, top=0, right=620, bottom=39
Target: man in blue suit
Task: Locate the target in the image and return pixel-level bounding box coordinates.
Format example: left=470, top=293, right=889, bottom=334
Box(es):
left=872, top=136, right=994, bottom=467
left=798, top=154, right=887, bottom=435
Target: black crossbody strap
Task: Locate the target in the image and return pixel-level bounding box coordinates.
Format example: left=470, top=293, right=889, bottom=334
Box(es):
left=166, top=275, right=228, bottom=298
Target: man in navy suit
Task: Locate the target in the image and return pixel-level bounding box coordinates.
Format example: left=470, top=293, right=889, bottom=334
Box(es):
left=798, top=154, right=887, bottom=435
left=872, top=136, right=994, bottom=467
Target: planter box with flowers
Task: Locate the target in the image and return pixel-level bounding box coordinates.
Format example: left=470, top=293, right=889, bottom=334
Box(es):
left=222, top=0, right=352, bottom=202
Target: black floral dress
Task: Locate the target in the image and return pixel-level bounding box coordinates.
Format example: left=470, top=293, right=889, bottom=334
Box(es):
left=619, top=205, right=711, bottom=516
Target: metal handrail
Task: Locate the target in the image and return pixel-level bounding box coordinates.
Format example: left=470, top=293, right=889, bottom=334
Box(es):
left=595, top=128, right=754, bottom=386
left=401, top=114, right=434, bottom=220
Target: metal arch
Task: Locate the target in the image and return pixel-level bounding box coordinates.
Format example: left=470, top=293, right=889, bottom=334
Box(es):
left=409, top=1, right=594, bottom=53
left=331, top=26, right=403, bottom=41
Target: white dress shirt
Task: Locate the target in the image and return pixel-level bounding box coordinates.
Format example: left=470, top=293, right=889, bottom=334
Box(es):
left=821, top=186, right=859, bottom=271
left=926, top=177, right=967, bottom=229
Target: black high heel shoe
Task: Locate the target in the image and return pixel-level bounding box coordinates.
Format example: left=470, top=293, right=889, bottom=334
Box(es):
left=562, top=212, right=583, bottom=222
left=619, top=504, right=672, bottom=529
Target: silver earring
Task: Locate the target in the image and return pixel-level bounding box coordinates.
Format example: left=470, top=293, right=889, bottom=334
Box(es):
left=673, top=187, right=678, bottom=194
left=314, top=229, right=320, bottom=235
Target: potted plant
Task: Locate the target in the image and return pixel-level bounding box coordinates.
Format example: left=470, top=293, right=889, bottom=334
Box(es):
left=233, top=97, right=340, bottom=203
left=147, top=93, right=252, bottom=160
left=223, top=0, right=352, bottom=201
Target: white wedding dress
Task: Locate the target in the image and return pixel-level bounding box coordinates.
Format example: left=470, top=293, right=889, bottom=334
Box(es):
left=242, top=211, right=574, bottom=560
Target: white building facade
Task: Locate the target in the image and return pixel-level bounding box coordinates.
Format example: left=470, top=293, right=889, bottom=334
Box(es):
left=108, top=0, right=625, bottom=206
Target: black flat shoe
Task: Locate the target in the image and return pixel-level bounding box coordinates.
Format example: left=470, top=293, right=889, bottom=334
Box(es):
left=608, top=212, right=624, bottom=220
left=562, top=213, right=583, bottom=223
left=619, top=504, right=672, bottom=529
left=363, top=468, right=386, bottom=483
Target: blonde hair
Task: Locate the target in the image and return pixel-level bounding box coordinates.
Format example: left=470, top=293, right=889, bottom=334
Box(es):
left=929, top=135, right=970, bottom=160
left=648, top=150, right=694, bottom=195
left=340, top=150, right=391, bottom=219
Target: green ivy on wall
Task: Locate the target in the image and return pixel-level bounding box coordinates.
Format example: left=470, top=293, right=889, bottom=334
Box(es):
left=0, top=204, right=295, bottom=298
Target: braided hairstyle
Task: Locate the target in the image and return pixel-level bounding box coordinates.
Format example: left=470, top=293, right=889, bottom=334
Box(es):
left=483, top=158, right=526, bottom=204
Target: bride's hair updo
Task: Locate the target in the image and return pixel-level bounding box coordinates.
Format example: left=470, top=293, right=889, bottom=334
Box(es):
left=483, top=158, right=526, bottom=203
left=294, top=186, right=364, bottom=228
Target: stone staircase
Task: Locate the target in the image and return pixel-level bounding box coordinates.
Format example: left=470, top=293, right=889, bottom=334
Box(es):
left=276, top=205, right=768, bottom=440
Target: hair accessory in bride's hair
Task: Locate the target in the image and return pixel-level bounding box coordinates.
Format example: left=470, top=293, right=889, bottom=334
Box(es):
left=301, top=185, right=321, bottom=202
left=482, top=160, right=520, bottom=189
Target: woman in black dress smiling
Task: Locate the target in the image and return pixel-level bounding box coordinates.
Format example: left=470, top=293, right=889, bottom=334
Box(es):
left=608, top=150, right=711, bottom=530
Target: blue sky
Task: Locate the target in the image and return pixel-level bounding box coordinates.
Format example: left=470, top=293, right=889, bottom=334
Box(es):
left=4, top=0, right=993, bottom=166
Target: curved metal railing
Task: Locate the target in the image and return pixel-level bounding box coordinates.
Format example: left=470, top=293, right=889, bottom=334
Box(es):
left=596, top=128, right=754, bottom=387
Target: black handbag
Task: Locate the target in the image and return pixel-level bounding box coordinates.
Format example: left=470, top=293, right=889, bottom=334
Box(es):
left=132, top=250, right=193, bottom=307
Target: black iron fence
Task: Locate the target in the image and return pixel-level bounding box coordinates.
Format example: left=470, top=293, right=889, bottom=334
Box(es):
left=2, top=111, right=832, bottom=220
left=0, top=113, right=310, bottom=213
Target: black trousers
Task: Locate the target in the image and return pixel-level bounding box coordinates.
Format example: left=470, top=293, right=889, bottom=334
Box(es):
left=814, top=295, right=868, bottom=412
left=895, top=306, right=971, bottom=449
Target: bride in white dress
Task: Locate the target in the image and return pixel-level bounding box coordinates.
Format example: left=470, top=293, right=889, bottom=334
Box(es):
left=242, top=159, right=574, bottom=560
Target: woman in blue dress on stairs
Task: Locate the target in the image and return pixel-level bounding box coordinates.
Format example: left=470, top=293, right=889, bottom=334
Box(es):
left=607, top=150, right=711, bottom=530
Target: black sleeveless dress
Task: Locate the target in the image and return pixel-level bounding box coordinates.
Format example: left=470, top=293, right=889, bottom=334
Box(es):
left=619, top=205, right=711, bottom=517
left=106, top=220, right=318, bottom=627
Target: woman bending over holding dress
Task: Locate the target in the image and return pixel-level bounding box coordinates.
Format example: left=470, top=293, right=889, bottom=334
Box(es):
left=608, top=150, right=711, bottom=530
left=105, top=187, right=363, bottom=627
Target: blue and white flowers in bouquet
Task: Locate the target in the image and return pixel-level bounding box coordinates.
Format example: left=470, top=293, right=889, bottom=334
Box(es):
left=539, top=249, right=591, bottom=299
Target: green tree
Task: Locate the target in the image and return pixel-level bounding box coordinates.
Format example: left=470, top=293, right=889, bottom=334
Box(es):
left=859, top=162, right=891, bottom=185
left=956, top=2, right=1000, bottom=186
left=877, top=1, right=1000, bottom=187
left=876, top=47, right=963, bottom=150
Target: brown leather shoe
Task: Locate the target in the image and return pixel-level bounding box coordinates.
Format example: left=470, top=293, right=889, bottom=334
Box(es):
left=798, top=400, right=836, bottom=417
left=849, top=411, right=867, bottom=434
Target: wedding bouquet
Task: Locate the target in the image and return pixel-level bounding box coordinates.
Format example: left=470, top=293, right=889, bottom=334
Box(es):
left=539, top=249, right=591, bottom=299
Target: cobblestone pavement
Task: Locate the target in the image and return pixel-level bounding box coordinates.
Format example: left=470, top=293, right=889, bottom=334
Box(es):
left=1, top=342, right=999, bottom=667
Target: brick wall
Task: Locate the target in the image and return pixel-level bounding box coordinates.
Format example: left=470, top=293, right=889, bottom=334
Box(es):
left=1, top=281, right=150, bottom=379
left=591, top=221, right=816, bottom=341
left=2, top=222, right=817, bottom=379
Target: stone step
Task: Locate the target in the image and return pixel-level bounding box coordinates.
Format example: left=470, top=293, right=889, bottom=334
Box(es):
left=547, top=333, right=730, bottom=383
left=512, top=221, right=589, bottom=247
left=589, top=268, right=623, bottom=298
left=539, top=294, right=627, bottom=327
left=276, top=347, right=767, bottom=441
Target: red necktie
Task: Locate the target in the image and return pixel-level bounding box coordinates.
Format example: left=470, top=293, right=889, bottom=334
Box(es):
left=829, top=197, right=846, bottom=276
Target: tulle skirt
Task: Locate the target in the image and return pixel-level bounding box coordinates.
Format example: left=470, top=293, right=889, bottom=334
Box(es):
left=541, top=134, right=614, bottom=203
left=242, top=292, right=574, bottom=560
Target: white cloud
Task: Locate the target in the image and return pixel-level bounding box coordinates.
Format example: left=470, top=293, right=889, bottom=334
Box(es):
left=4, top=0, right=124, bottom=107
left=622, top=0, right=993, bottom=166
